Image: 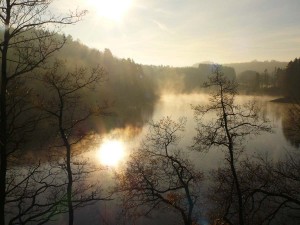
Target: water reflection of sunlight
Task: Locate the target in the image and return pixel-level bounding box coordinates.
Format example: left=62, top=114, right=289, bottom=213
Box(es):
left=97, top=140, right=125, bottom=167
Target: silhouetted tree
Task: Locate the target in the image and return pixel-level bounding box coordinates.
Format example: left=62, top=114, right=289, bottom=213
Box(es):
left=285, top=58, right=300, bottom=97
left=239, top=99, right=300, bottom=224
left=192, top=65, right=270, bottom=225
left=5, top=162, right=68, bottom=225
left=241, top=152, right=300, bottom=225
left=35, top=60, right=110, bottom=225
left=0, top=1, right=85, bottom=224
left=263, top=69, right=270, bottom=88
left=115, top=117, right=203, bottom=225
left=237, top=70, right=260, bottom=92
left=274, top=67, right=286, bottom=90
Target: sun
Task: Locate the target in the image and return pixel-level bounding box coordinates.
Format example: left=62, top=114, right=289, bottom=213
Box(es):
left=88, top=0, right=133, bottom=22
left=97, top=140, right=125, bottom=166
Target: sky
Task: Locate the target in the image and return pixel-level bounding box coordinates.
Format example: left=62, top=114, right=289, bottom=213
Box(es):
left=52, top=0, right=300, bottom=67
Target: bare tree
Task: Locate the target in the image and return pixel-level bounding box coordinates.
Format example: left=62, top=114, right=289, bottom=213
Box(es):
left=237, top=99, right=300, bottom=225
left=1, top=78, right=69, bottom=225
left=192, top=65, right=271, bottom=225
left=239, top=152, right=300, bottom=225
left=206, top=151, right=300, bottom=225
left=115, top=117, right=203, bottom=225
left=5, top=162, right=68, bottom=225
left=0, top=1, right=85, bottom=224
left=35, top=60, right=110, bottom=225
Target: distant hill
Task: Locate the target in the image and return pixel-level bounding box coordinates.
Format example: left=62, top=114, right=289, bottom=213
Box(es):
left=224, top=60, right=288, bottom=75
left=193, top=60, right=288, bottom=75
left=142, top=63, right=236, bottom=94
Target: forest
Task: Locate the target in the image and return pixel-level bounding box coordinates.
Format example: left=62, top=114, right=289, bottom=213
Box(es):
left=0, top=1, right=299, bottom=225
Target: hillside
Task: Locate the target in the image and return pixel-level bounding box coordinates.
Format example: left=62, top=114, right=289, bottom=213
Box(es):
left=194, top=60, right=288, bottom=75
left=142, top=63, right=236, bottom=94
left=225, top=60, right=288, bottom=75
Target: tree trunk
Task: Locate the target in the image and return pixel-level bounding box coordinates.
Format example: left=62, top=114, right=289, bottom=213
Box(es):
left=222, top=107, right=244, bottom=225
left=0, top=64, right=7, bottom=225
left=228, top=143, right=244, bottom=225
left=0, top=7, right=11, bottom=224
left=66, top=145, right=74, bottom=225
left=59, top=118, right=74, bottom=225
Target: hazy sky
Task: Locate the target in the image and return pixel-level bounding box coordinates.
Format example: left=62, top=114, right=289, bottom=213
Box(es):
left=53, top=0, right=300, bottom=66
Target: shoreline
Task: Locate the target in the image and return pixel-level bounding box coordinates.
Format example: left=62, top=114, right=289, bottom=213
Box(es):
left=270, top=97, right=299, bottom=103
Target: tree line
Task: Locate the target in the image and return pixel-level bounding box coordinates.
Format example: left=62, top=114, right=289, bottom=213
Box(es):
left=236, top=58, right=300, bottom=98
left=115, top=66, right=300, bottom=225
left=0, top=1, right=113, bottom=225
left=142, top=63, right=236, bottom=94
left=0, top=1, right=299, bottom=225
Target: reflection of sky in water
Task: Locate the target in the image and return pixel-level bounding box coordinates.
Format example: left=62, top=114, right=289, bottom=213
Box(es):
left=151, top=94, right=298, bottom=171
left=73, top=94, right=299, bottom=225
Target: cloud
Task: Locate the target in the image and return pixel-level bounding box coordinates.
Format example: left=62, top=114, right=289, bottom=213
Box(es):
left=55, top=0, right=300, bottom=66
left=152, top=20, right=169, bottom=32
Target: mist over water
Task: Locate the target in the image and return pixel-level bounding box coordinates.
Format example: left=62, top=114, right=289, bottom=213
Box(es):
left=6, top=91, right=298, bottom=225
left=1, top=1, right=299, bottom=224
left=61, top=93, right=298, bottom=225
left=14, top=91, right=298, bottom=225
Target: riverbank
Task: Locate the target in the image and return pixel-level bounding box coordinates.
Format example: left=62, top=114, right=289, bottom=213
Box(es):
left=270, top=97, right=300, bottom=103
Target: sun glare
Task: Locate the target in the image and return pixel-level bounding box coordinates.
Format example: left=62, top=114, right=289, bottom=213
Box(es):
left=88, top=0, right=133, bottom=21
left=98, top=140, right=125, bottom=166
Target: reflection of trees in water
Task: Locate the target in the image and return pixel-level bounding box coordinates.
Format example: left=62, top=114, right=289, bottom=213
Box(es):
left=260, top=100, right=300, bottom=148
left=281, top=103, right=300, bottom=148
left=108, top=101, right=155, bottom=129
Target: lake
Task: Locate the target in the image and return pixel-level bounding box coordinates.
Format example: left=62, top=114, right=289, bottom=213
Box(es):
left=94, top=93, right=297, bottom=168
left=71, top=93, right=298, bottom=225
